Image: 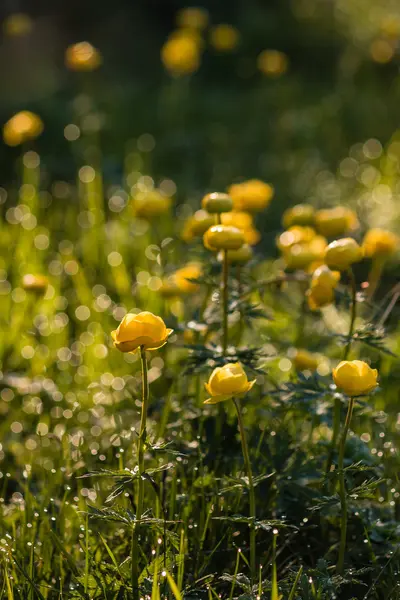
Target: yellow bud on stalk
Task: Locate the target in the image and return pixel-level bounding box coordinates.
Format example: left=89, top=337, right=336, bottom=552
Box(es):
left=204, top=362, right=256, bottom=404
left=111, top=311, right=173, bottom=353
left=332, top=360, right=378, bottom=396
left=203, top=225, right=245, bottom=251
left=202, top=192, right=233, bottom=214
left=324, top=238, right=363, bottom=271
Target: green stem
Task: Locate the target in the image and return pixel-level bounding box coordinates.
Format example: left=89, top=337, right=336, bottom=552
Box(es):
left=325, top=268, right=357, bottom=481
left=337, top=396, right=355, bottom=574
left=367, top=256, right=384, bottom=301
left=222, top=249, right=229, bottom=356
left=132, top=345, right=149, bottom=600
left=233, top=398, right=256, bottom=580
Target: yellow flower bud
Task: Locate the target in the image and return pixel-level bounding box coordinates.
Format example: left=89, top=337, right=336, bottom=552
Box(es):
left=292, top=349, right=321, bottom=372
left=307, top=284, right=335, bottom=310
left=228, top=179, right=274, bottom=212
left=218, top=244, right=253, bottom=264
left=111, top=311, right=173, bottom=353
left=277, top=226, right=316, bottom=251
left=310, top=265, right=340, bottom=289
left=324, top=238, right=363, bottom=271
left=210, top=24, right=240, bottom=52
left=3, top=13, right=33, bottom=37
left=202, top=192, right=233, bottom=214
left=203, top=225, right=245, bottom=251
left=161, top=35, right=201, bottom=76
left=65, top=42, right=102, bottom=71
left=362, top=228, right=399, bottom=258
left=257, top=50, right=288, bottom=77
left=315, top=207, right=359, bottom=238
left=283, top=236, right=327, bottom=270
left=133, top=189, right=171, bottom=219
left=3, top=111, right=43, bottom=146
left=176, top=7, right=209, bottom=29
left=332, top=360, right=378, bottom=396
left=282, top=204, right=315, bottom=228
left=204, top=362, right=256, bottom=404
left=170, top=263, right=202, bottom=294
left=181, top=210, right=214, bottom=241
left=221, top=211, right=253, bottom=229
left=22, top=274, right=48, bottom=294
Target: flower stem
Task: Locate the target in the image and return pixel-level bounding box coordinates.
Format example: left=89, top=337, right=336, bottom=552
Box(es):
left=233, top=397, right=256, bottom=580
left=337, top=396, right=355, bottom=574
left=367, top=256, right=384, bottom=301
left=222, top=249, right=229, bottom=356
left=325, top=267, right=357, bottom=481
left=132, top=345, right=149, bottom=599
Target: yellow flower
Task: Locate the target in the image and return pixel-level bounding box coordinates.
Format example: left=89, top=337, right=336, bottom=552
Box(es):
left=257, top=50, right=288, bottom=77
left=3, top=111, right=43, bottom=146
left=204, top=362, right=256, bottom=404
left=370, top=39, right=395, bottom=64
left=292, top=349, right=321, bottom=372
left=307, top=284, right=335, bottom=311
left=324, top=238, right=363, bottom=271
left=283, top=236, right=327, bottom=270
left=181, top=210, right=215, bottom=241
left=243, top=227, right=261, bottom=246
left=228, top=179, right=274, bottom=212
left=332, top=360, right=378, bottom=396
left=133, top=189, right=171, bottom=219
left=221, top=211, right=253, bottom=230
left=310, top=265, right=340, bottom=289
left=277, top=226, right=316, bottom=251
left=210, top=24, right=240, bottom=52
left=3, top=13, right=33, bottom=37
left=22, top=274, right=48, bottom=293
left=202, top=192, right=233, bottom=214
left=65, top=42, right=102, bottom=71
left=161, top=35, right=201, bottom=76
left=362, top=228, right=399, bottom=258
left=203, top=225, right=245, bottom=251
left=315, top=207, right=359, bottom=238
left=111, top=311, right=173, bottom=353
left=218, top=244, right=253, bottom=264
left=170, top=263, right=202, bottom=294
left=176, top=7, right=209, bottom=29
left=282, top=204, right=315, bottom=228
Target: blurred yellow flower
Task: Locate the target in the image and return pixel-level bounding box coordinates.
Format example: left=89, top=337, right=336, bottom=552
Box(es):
left=293, top=349, right=321, bottom=372
left=219, top=244, right=253, bottom=264
left=176, top=6, right=209, bottom=29
left=161, top=35, right=201, bottom=76
left=3, top=13, right=33, bottom=37
left=370, top=39, right=395, bottom=64
left=170, top=262, right=202, bottom=294
left=111, top=311, right=173, bottom=353
left=277, top=226, right=316, bottom=251
left=243, top=227, right=261, bottom=246
left=202, top=192, right=233, bottom=214
left=283, top=236, right=327, bottom=270
left=204, top=362, right=256, bottom=404
left=310, top=265, right=340, bottom=289
left=228, top=179, right=274, bottom=212
left=3, top=111, right=43, bottom=147
left=315, top=207, right=359, bottom=238
left=22, top=274, right=48, bottom=294
left=282, top=204, right=315, bottom=228
left=210, top=24, right=240, bottom=52
left=203, top=225, right=245, bottom=251
left=65, top=42, right=102, bottom=71
left=333, top=360, right=378, bottom=396
left=324, top=238, right=363, bottom=271
left=221, top=211, right=253, bottom=229
left=133, top=189, right=171, bottom=219
left=362, top=228, right=399, bottom=258
left=257, top=50, right=288, bottom=77
left=181, top=210, right=215, bottom=241
left=307, top=265, right=340, bottom=310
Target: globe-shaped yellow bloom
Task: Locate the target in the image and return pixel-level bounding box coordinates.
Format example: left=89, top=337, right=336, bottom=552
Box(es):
left=176, top=7, right=209, bottom=29
left=65, top=42, right=102, bottom=71
left=204, top=362, right=256, bottom=404
left=310, top=265, right=340, bottom=289
left=210, top=24, right=240, bottom=52
left=203, top=225, right=245, bottom=251
left=283, top=236, right=327, bottom=270
left=111, top=312, right=173, bottom=353
left=257, top=50, right=288, bottom=77
left=221, top=211, right=253, bottom=230
left=202, top=192, right=233, bottom=214
left=161, top=35, right=201, bottom=76
left=3, top=111, right=43, bottom=146
left=362, top=228, right=399, bottom=258
left=22, top=274, right=48, bottom=294
left=292, top=349, right=321, bottom=372
left=218, top=244, right=253, bottom=264
left=282, top=204, right=315, bottom=228
left=228, top=179, right=274, bottom=212
left=277, top=226, right=316, bottom=251
left=181, top=210, right=215, bottom=241
left=315, top=207, right=359, bottom=238
left=333, top=360, right=378, bottom=396
left=170, top=262, right=202, bottom=294
left=133, top=189, right=171, bottom=219
left=307, top=284, right=335, bottom=311
left=324, top=238, right=363, bottom=270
